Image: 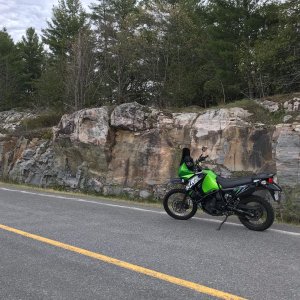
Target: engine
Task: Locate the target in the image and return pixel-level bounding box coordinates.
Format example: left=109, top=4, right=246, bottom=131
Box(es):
left=201, top=193, right=226, bottom=216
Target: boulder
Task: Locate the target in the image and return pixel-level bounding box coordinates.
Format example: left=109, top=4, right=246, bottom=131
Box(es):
left=0, top=110, right=36, bottom=132
left=283, top=97, right=300, bottom=112
left=54, top=107, right=110, bottom=146
left=283, top=115, right=293, bottom=123
left=255, top=99, right=279, bottom=112
left=110, top=102, right=173, bottom=131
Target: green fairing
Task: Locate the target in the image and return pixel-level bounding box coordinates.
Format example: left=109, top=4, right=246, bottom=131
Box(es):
left=201, top=169, right=220, bottom=193
left=178, top=163, right=194, bottom=180
left=178, top=164, right=220, bottom=194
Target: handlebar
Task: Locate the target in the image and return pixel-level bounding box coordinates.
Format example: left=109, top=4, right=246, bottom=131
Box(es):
left=196, top=155, right=208, bottom=164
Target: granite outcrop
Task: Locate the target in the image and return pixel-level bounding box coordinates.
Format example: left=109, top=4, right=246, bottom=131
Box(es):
left=0, top=102, right=299, bottom=218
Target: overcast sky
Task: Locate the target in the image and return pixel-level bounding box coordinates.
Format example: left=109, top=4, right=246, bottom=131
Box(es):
left=0, top=0, right=94, bottom=42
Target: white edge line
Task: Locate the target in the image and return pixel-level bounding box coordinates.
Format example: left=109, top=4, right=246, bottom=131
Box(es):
left=1, top=187, right=300, bottom=237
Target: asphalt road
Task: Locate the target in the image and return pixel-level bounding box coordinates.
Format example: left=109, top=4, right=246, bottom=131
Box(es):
left=0, top=184, right=299, bottom=300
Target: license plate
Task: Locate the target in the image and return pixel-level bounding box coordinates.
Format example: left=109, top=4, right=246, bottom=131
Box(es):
left=274, top=191, right=281, bottom=201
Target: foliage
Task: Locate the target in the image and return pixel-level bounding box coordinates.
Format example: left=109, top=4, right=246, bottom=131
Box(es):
left=33, top=61, right=66, bottom=111
left=42, top=0, right=88, bottom=59
left=276, top=186, right=300, bottom=224
left=20, top=113, right=63, bottom=130
left=0, top=0, right=299, bottom=111
left=17, top=28, right=44, bottom=95
left=0, top=28, right=23, bottom=110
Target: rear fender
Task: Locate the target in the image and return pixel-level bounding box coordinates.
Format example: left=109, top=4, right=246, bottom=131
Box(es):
left=262, top=183, right=282, bottom=201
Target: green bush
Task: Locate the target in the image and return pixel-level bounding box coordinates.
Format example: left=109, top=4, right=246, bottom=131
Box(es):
left=20, top=112, right=62, bottom=130
left=276, top=186, right=300, bottom=224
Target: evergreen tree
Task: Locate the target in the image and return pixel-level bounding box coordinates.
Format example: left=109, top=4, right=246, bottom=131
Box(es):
left=42, top=0, right=88, bottom=59
left=17, top=27, right=44, bottom=95
left=198, top=1, right=266, bottom=101
left=38, top=0, right=90, bottom=111
left=91, top=0, right=158, bottom=104
left=159, top=0, right=208, bottom=107
left=254, top=0, right=300, bottom=95
left=0, top=28, right=22, bottom=110
left=34, top=59, right=65, bottom=110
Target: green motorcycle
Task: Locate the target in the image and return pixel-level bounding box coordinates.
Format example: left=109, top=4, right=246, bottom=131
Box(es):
left=163, top=148, right=282, bottom=231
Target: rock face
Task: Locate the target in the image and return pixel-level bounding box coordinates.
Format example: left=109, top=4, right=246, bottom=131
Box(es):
left=0, top=110, right=36, bottom=132
left=256, top=96, right=300, bottom=113
left=283, top=98, right=300, bottom=112
left=255, top=99, right=279, bottom=112
left=274, top=124, right=300, bottom=187
left=0, top=102, right=299, bottom=205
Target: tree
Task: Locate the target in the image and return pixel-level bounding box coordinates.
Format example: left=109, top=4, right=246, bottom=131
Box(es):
left=17, top=27, right=44, bottom=95
left=33, top=61, right=65, bottom=111
left=65, top=29, right=101, bottom=110
left=196, top=1, right=274, bottom=102
left=42, top=0, right=88, bottom=59
left=0, top=28, right=22, bottom=110
left=155, top=0, right=208, bottom=107
left=39, top=0, right=90, bottom=111
left=91, top=0, right=157, bottom=104
left=253, top=0, right=300, bottom=95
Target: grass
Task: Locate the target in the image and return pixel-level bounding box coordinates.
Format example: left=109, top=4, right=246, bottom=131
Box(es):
left=1, top=112, right=62, bottom=140
left=20, top=112, right=62, bottom=131
left=2, top=128, right=53, bottom=141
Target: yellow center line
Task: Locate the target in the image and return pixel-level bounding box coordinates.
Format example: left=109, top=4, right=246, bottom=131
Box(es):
left=0, top=224, right=247, bottom=300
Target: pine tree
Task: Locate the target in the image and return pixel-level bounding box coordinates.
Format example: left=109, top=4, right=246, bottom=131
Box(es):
left=42, top=0, right=88, bottom=59
left=18, top=27, right=44, bottom=95
left=38, top=0, right=90, bottom=110
left=258, top=0, right=300, bottom=94
left=160, top=0, right=208, bottom=107
left=91, top=0, right=156, bottom=104
left=0, top=28, right=22, bottom=110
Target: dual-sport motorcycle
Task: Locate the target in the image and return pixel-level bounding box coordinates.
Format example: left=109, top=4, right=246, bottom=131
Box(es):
left=163, top=148, right=282, bottom=231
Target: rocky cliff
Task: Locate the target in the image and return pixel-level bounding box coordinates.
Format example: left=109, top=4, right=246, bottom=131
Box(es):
left=0, top=101, right=300, bottom=220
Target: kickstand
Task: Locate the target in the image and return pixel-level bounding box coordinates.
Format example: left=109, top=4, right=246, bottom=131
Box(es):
left=217, top=215, right=228, bottom=231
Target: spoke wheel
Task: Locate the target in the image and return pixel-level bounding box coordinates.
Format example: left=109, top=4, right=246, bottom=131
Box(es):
left=163, top=189, right=197, bottom=220
left=238, top=195, right=274, bottom=231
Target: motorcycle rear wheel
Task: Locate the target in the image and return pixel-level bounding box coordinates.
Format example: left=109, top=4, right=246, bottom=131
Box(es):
left=238, top=195, right=274, bottom=231
left=163, top=189, right=197, bottom=220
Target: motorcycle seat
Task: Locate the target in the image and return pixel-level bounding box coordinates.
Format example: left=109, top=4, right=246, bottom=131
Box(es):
left=252, top=173, right=274, bottom=180
left=217, top=176, right=253, bottom=189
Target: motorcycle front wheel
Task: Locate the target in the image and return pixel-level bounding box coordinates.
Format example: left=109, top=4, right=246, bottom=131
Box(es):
left=163, top=189, right=197, bottom=220
left=238, top=195, right=274, bottom=231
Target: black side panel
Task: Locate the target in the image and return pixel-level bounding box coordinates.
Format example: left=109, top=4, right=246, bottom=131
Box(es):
left=235, top=185, right=256, bottom=198
left=170, top=178, right=186, bottom=184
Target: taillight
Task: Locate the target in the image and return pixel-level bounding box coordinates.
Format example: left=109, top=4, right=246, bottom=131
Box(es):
left=267, top=177, right=274, bottom=184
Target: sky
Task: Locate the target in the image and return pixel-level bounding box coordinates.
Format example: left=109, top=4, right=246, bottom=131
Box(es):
left=0, top=0, right=94, bottom=42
